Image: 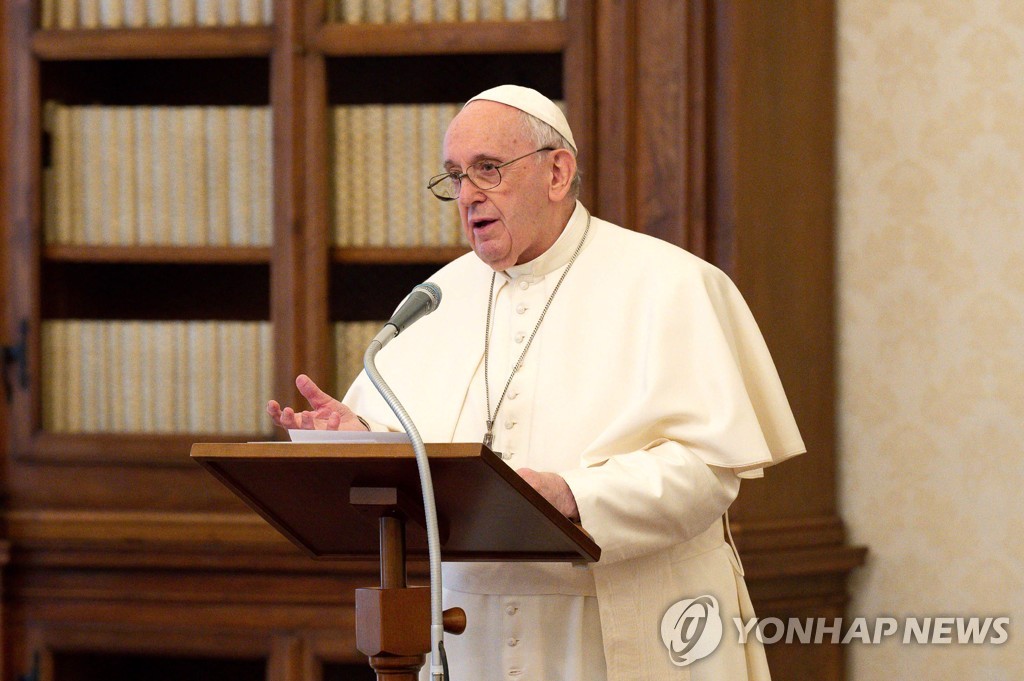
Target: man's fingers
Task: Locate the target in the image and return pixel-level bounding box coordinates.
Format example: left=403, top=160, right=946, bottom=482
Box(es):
left=296, top=374, right=334, bottom=410
left=280, top=407, right=301, bottom=429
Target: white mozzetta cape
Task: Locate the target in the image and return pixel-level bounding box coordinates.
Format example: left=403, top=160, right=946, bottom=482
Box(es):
left=343, top=203, right=805, bottom=679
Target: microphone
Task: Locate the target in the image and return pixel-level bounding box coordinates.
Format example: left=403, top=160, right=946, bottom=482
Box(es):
left=361, top=281, right=447, bottom=678
left=375, top=282, right=442, bottom=348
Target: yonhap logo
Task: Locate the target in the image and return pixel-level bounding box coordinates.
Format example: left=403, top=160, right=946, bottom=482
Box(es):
left=660, top=595, right=724, bottom=666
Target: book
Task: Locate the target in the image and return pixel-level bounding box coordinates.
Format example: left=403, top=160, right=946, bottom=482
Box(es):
left=169, top=0, right=196, bottom=26
left=98, top=0, right=125, bottom=27
left=248, top=107, right=272, bottom=246
left=481, top=0, right=504, bottom=21
left=388, top=0, right=413, bottom=22
left=385, top=105, right=408, bottom=246
left=364, top=105, right=386, bottom=246
left=41, top=321, right=62, bottom=432
left=79, top=0, right=101, bottom=29
left=147, top=0, right=172, bottom=27
left=342, top=0, right=364, bottom=24
left=167, top=107, right=189, bottom=245
left=115, top=107, right=137, bottom=244
left=125, top=0, right=148, bottom=27
left=134, top=107, right=155, bottom=246
left=331, top=106, right=351, bottom=246
left=227, top=107, right=250, bottom=245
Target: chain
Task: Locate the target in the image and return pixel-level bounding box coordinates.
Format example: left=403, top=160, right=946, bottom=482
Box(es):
left=483, top=211, right=591, bottom=450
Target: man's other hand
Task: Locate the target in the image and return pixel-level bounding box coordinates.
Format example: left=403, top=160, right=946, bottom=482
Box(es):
left=266, top=374, right=368, bottom=431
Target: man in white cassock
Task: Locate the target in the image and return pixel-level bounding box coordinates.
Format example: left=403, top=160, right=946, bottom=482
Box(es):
left=268, top=85, right=806, bottom=680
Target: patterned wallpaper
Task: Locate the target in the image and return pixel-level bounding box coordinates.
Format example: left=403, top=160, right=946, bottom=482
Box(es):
left=837, top=0, right=1024, bottom=678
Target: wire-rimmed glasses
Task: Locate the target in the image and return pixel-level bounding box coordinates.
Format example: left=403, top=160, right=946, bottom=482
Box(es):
left=426, top=147, right=555, bottom=201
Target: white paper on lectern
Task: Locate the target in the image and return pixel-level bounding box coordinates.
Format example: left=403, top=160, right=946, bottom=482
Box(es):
left=286, top=429, right=411, bottom=444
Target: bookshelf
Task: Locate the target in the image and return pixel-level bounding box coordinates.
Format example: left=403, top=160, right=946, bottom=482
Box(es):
left=1, top=1, right=860, bottom=680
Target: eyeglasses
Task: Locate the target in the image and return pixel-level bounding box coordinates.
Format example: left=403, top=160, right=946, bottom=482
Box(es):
left=427, top=147, right=555, bottom=201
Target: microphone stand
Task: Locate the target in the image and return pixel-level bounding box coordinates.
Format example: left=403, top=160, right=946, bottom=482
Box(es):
left=364, top=325, right=447, bottom=681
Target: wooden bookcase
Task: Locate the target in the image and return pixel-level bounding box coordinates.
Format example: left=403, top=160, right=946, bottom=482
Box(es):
left=1, top=1, right=862, bottom=680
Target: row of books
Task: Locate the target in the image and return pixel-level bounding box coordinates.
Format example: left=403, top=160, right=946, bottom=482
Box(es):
left=41, top=101, right=481, bottom=248
left=43, top=103, right=274, bottom=247
left=330, top=103, right=467, bottom=248
left=38, top=0, right=566, bottom=29
left=325, top=0, right=566, bottom=23
left=41, top=320, right=274, bottom=434
left=40, top=319, right=388, bottom=434
left=39, top=0, right=273, bottom=29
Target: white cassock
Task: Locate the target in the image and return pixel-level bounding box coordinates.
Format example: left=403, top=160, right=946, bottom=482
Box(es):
left=343, top=201, right=806, bottom=681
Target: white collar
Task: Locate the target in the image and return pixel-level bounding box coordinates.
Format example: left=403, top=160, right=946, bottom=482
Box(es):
left=502, top=201, right=589, bottom=282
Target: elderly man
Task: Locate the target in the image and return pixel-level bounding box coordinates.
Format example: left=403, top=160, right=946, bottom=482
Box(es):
left=268, top=85, right=805, bottom=680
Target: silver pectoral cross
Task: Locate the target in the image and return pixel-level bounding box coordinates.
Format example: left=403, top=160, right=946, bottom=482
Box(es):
left=483, top=421, right=494, bottom=450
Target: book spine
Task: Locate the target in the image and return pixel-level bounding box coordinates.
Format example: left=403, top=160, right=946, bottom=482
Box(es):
left=388, top=0, right=413, bottom=22
left=238, top=0, right=259, bottom=25
left=125, top=0, right=148, bottom=27
left=196, top=0, right=218, bottom=26
left=147, top=0, right=172, bottom=26
left=454, top=0, right=474, bottom=22
left=506, top=0, right=529, bottom=21
left=81, top=107, right=104, bottom=245
left=219, top=0, right=240, bottom=25
left=79, top=0, right=101, bottom=28
left=364, top=105, right=386, bottom=246
left=331, top=106, right=351, bottom=246
left=97, top=0, right=123, bottom=27
left=115, top=107, right=137, bottom=245
left=384, top=105, right=407, bottom=246
left=65, top=321, right=83, bottom=432
left=348, top=106, right=368, bottom=246
left=173, top=322, right=190, bottom=431
left=147, top=107, right=169, bottom=245
left=41, top=0, right=57, bottom=29
left=57, top=1, right=78, bottom=28
left=249, top=107, right=272, bottom=246
left=169, top=0, right=196, bottom=26
left=134, top=107, right=154, bottom=245
left=227, top=107, right=250, bottom=245
left=41, top=321, right=61, bottom=432
left=98, top=108, right=118, bottom=245
left=205, top=107, right=231, bottom=245
left=341, top=0, right=363, bottom=24
left=411, top=0, right=433, bottom=22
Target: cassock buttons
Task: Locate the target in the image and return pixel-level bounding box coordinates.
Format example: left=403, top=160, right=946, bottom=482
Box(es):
left=504, top=420, right=515, bottom=429
left=514, top=332, right=525, bottom=343
left=507, top=638, right=520, bottom=647
left=518, top=280, right=529, bottom=290
left=505, top=605, right=518, bottom=616
left=515, top=303, right=527, bottom=314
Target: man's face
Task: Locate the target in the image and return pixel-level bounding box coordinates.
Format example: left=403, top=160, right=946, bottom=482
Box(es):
left=443, top=102, right=556, bottom=271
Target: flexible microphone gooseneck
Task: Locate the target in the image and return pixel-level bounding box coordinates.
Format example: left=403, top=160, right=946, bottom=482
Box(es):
left=363, top=281, right=447, bottom=680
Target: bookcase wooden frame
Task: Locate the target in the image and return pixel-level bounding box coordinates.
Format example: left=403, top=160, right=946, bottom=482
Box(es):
left=1, top=2, right=863, bottom=680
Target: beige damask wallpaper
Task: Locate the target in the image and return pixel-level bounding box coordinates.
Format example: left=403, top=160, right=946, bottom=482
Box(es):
left=837, top=0, right=1024, bottom=678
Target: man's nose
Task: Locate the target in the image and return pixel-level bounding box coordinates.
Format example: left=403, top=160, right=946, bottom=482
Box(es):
left=457, top=178, right=485, bottom=205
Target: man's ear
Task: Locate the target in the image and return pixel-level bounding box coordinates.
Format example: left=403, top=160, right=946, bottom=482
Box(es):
left=547, top=148, right=577, bottom=201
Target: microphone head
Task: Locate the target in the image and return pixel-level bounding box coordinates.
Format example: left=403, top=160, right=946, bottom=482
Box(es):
left=414, top=281, right=442, bottom=312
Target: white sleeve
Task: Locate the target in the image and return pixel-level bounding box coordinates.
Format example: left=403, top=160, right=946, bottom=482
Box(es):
left=560, top=439, right=739, bottom=565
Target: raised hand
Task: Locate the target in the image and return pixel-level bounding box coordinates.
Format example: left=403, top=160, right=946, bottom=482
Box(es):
left=266, top=374, right=368, bottom=431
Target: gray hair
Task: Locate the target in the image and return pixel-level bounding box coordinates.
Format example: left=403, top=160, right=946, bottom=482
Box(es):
left=517, top=110, right=582, bottom=199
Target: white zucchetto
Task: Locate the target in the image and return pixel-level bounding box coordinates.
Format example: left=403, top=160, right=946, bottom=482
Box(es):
left=465, top=84, right=577, bottom=153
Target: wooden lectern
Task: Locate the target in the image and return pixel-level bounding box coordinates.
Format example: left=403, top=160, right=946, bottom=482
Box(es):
left=191, top=441, right=600, bottom=680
